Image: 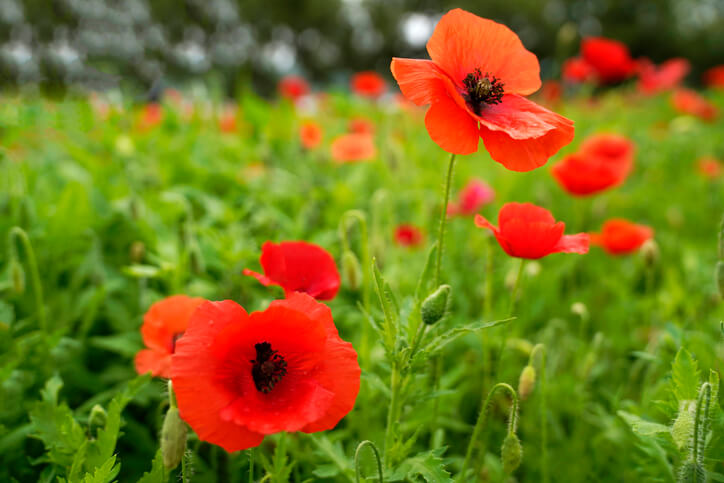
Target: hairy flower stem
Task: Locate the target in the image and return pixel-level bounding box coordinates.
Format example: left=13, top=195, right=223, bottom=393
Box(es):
left=459, top=383, right=519, bottom=481
left=8, top=227, right=46, bottom=332
left=434, top=153, right=456, bottom=287
left=692, top=383, right=712, bottom=466
left=248, top=448, right=254, bottom=483
left=534, top=345, right=549, bottom=483
left=355, top=440, right=383, bottom=483
left=383, top=361, right=401, bottom=468
left=494, top=259, right=526, bottom=377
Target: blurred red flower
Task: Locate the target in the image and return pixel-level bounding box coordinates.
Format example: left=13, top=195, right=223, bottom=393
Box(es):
left=348, top=117, right=375, bottom=135
left=300, top=121, right=323, bottom=149
left=350, top=71, right=386, bottom=98
left=134, top=295, right=205, bottom=378
left=394, top=224, right=424, bottom=247
left=562, top=57, right=595, bottom=83
left=672, top=89, right=719, bottom=121
left=172, top=293, right=360, bottom=452
left=637, top=58, right=690, bottom=95
left=390, top=9, right=574, bottom=172
left=278, top=75, right=310, bottom=101
left=218, top=107, right=237, bottom=133
left=703, top=66, right=724, bottom=88
left=448, top=178, right=495, bottom=216
left=697, top=157, right=722, bottom=179
left=139, top=103, right=163, bottom=130
left=581, top=37, right=636, bottom=84
left=552, top=133, right=635, bottom=196
left=590, top=219, right=653, bottom=255
left=330, top=133, right=376, bottom=162
left=475, top=202, right=589, bottom=259
left=244, top=241, right=341, bottom=300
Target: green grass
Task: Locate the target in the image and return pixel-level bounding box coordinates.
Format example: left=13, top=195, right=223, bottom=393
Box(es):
left=0, top=87, right=723, bottom=482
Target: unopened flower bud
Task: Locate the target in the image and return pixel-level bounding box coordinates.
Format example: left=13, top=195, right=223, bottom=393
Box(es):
left=500, top=432, right=522, bottom=474
left=716, top=261, right=724, bottom=299
left=421, top=284, right=451, bottom=325
left=88, top=404, right=107, bottom=435
left=9, top=259, right=25, bottom=295
left=671, top=400, right=695, bottom=450
left=517, top=365, right=536, bottom=401
left=341, top=251, right=362, bottom=291
left=130, top=241, right=145, bottom=263
left=640, top=239, right=659, bottom=267
left=571, top=302, right=588, bottom=320
left=161, top=407, right=188, bottom=469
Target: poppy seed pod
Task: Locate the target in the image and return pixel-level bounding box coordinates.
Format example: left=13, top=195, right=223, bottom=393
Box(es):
left=161, top=407, right=188, bottom=469
left=500, top=432, right=523, bottom=473
left=9, top=259, right=25, bottom=295
left=421, top=284, right=451, bottom=325
left=341, top=250, right=362, bottom=291
left=517, top=365, right=536, bottom=401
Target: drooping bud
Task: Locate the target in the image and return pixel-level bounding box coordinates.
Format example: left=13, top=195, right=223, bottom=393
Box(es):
left=161, top=407, right=188, bottom=469
left=88, top=404, right=108, bottom=436
left=671, top=400, right=695, bottom=450
left=421, top=284, right=451, bottom=325
left=129, top=241, right=145, bottom=263
left=341, top=250, right=362, bottom=291
left=716, top=261, right=724, bottom=299
left=9, top=259, right=25, bottom=295
left=640, top=239, right=659, bottom=268
left=517, top=365, right=536, bottom=401
left=500, top=432, right=522, bottom=474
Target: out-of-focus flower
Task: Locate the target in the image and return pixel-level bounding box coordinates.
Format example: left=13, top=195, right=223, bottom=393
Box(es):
left=581, top=37, right=636, bottom=85
left=703, top=65, right=724, bottom=89
left=390, top=9, right=574, bottom=172
left=590, top=219, right=654, bottom=255
left=218, top=106, right=237, bottom=133
left=348, top=117, right=375, bottom=135
left=394, top=224, right=424, bottom=247
left=562, top=57, right=595, bottom=83
left=330, top=133, right=376, bottom=163
left=350, top=71, right=386, bottom=98
left=636, top=58, right=690, bottom=95
left=697, top=157, right=722, bottom=179
left=243, top=241, right=341, bottom=300
left=138, top=103, right=163, bottom=130
left=672, top=89, right=718, bottom=121
left=539, top=80, right=562, bottom=106
left=172, top=293, right=360, bottom=452
left=278, top=75, right=310, bottom=101
left=475, top=202, right=589, bottom=259
left=300, top=121, right=323, bottom=149
left=448, top=178, right=495, bottom=216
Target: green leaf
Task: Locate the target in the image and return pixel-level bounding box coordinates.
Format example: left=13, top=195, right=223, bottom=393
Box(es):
left=89, top=332, right=143, bottom=358
left=671, top=348, right=700, bottom=402
left=398, top=448, right=452, bottom=483
left=414, top=243, right=438, bottom=302
left=41, top=375, right=64, bottom=406
left=121, top=264, right=162, bottom=279
left=424, top=318, right=513, bottom=355
left=29, top=398, right=86, bottom=468
left=617, top=411, right=671, bottom=436
left=137, top=449, right=168, bottom=483
left=311, top=464, right=339, bottom=478
left=0, top=300, right=14, bottom=327
left=79, top=455, right=120, bottom=483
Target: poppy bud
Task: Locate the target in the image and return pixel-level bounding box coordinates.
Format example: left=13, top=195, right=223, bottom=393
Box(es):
left=717, top=261, right=724, bottom=299
left=571, top=302, right=589, bottom=320
left=500, top=432, right=522, bottom=474
left=678, top=460, right=704, bottom=483
left=640, top=239, right=659, bottom=267
left=517, top=365, right=536, bottom=401
left=9, top=259, right=25, bottom=295
left=671, top=400, right=695, bottom=450
left=88, top=404, right=107, bottom=436
left=130, top=241, right=145, bottom=263
left=421, top=284, right=451, bottom=325
left=341, top=250, right=362, bottom=291
left=161, top=407, right=188, bottom=469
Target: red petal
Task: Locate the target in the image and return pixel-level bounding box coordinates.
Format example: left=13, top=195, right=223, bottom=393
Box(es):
left=426, top=9, right=541, bottom=95
left=551, top=233, right=590, bottom=254
left=425, top=96, right=480, bottom=155
left=478, top=94, right=573, bottom=140
left=141, top=295, right=205, bottom=352
left=498, top=202, right=555, bottom=226
left=134, top=349, right=171, bottom=378
left=390, top=58, right=447, bottom=106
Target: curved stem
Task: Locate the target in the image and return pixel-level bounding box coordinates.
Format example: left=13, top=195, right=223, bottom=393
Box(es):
left=355, top=440, right=383, bottom=483
left=9, top=227, right=46, bottom=332
left=459, top=382, right=518, bottom=481
left=434, top=153, right=456, bottom=287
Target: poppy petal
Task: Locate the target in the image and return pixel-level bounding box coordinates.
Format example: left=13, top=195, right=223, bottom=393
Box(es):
left=477, top=94, right=573, bottom=140
left=242, top=268, right=279, bottom=289
left=390, top=58, right=448, bottom=106
left=426, top=9, right=540, bottom=95
left=134, top=349, right=170, bottom=378
left=425, top=97, right=480, bottom=155
left=551, top=233, right=590, bottom=254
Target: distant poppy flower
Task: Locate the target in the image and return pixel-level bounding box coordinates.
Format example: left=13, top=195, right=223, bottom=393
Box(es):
left=474, top=202, right=589, bottom=259
left=300, top=121, right=323, bottom=149
left=243, top=241, right=341, bottom=300
left=636, top=58, right=689, bottom=95
left=448, top=178, right=495, bottom=216
left=172, top=293, right=360, bottom=452
left=350, top=71, right=386, bottom=98
left=590, top=219, right=653, bottom=255
left=672, top=89, right=718, bottom=121
left=219, top=107, right=237, bottom=133
left=552, top=133, right=635, bottom=196
left=581, top=37, right=636, bottom=85
left=139, top=103, right=163, bottom=130
left=539, top=80, right=562, bottom=105
left=394, top=224, right=424, bottom=247
left=330, top=133, right=376, bottom=163
left=134, top=295, right=205, bottom=378
left=278, top=75, right=310, bottom=101
left=390, top=9, right=574, bottom=171
left=348, top=118, right=375, bottom=135
left=703, top=66, right=724, bottom=89
left=698, top=157, right=722, bottom=179
left=562, top=57, right=595, bottom=83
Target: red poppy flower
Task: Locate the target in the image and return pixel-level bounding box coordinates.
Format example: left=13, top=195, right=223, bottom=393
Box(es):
left=539, top=80, right=562, bottom=106
left=636, top=58, right=689, bottom=95
left=348, top=117, right=375, bottom=135
left=474, top=202, right=589, bottom=259
left=394, top=224, right=424, bottom=247
left=698, top=157, right=722, bottom=179
left=300, top=121, right=323, bottom=149
left=139, top=103, right=163, bottom=130
left=703, top=66, right=724, bottom=89
left=350, top=71, right=386, bottom=98
left=390, top=9, right=574, bottom=172
left=448, top=178, right=495, bottom=216
left=243, top=241, right=341, bottom=300
left=330, top=133, right=376, bottom=163
left=672, top=89, right=719, bottom=121
left=218, top=108, right=237, bottom=134
left=562, top=57, right=595, bottom=83
left=278, top=75, right=310, bottom=101
left=590, top=219, right=653, bottom=255
left=552, top=133, right=635, bottom=196
left=172, top=293, right=360, bottom=452
left=581, top=37, right=636, bottom=85
left=134, top=295, right=205, bottom=378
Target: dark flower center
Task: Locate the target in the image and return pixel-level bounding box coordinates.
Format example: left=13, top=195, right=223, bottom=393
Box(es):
left=463, top=69, right=504, bottom=115
left=170, top=332, right=184, bottom=353
left=250, top=342, right=287, bottom=393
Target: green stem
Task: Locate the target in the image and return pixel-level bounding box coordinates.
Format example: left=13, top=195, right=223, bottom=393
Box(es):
left=484, top=236, right=493, bottom=320
left=692, top=383, right=712, bottom=465
left=383, top=361, right=401, bottom=469
left=355, top=440, right=383, bottom=483
left=508, top=259, right=526, bottom=317
left=459, top=383, right=518, bottom=481
left=9, top=227, right=46, bottom=332
left=536, top=345, right=549, bottom=483
left=434, top=153, right=456, bottom=287
left=340, top=210, right=372, bottom=312
left=248, top=447, right=254, bottom=483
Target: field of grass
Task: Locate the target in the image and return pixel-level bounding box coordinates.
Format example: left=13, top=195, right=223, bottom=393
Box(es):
left=1, top=86, right=723, bottom=482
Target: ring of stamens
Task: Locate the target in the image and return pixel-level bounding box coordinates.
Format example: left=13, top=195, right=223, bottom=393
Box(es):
left=250, top=342, right=288, bottom=393
left=463, top=68, right=504, bottom=115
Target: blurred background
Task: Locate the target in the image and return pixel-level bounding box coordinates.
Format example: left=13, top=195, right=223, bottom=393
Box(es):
left=1, top=0, right=723, bottom=96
